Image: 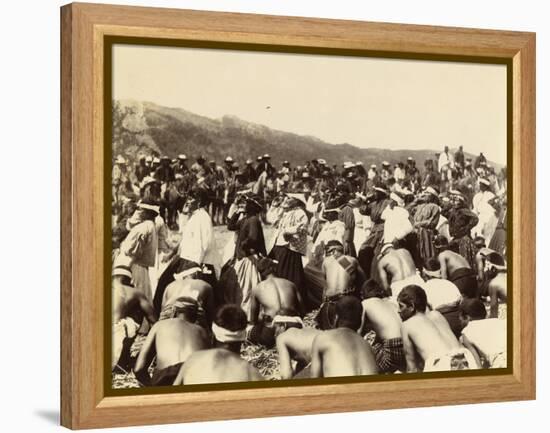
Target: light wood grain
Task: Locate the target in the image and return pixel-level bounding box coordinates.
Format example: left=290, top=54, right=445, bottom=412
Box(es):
left=60, top=2, right=536, bottom=429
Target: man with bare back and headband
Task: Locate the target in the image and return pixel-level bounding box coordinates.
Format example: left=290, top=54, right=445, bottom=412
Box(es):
left=173, top=304, right=263, bottom=385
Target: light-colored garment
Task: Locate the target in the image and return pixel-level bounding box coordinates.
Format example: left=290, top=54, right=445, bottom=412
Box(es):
left=274, top=207, right=309, bottom=256
left=112, top=317, right=139, bottom=369
left=394, top=167, right=405, bottom=181
left=233, top=257, right=262, bottom=320
left=179, top=208, right=215, bottom=265
left=461, top=318, right=507, bottom=368
left=390, top=273, right=425, bottom=299
left=438, top=151, right=455, bottom=173
left=353, top=208, right=369, bottom=254
left=436, top=215, right=452, bottom=242
left=423, top=347, right=478, bottom=372
left=382, top=206, right=413, bottom=243
left=120, top=220, right=158, bottom=268
left=423, top=278, right=462, bottom=310
left=314, top=220, right=346, bottom=249
left=471, top=196, right=498, bottom=243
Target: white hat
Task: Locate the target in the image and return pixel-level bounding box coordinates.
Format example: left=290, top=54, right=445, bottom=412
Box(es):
left=302, top=172, right=310, bottom=178
left=263, top=153, right=270, bottom=159
left=178, top=154, right=187, bottom=160
left=343, top=161, right=354, bottom=169
left=355, top=161, right=363, bottom=165
left=382, top=161, right=390, bottom=166
left=140, top=176, right=159, bottom=189
left=138, top=201, right=160, bottom=214
left=246, top=159, right=253, bottom=164
left=115, top=155, right=126, bottom=164
left=225, top=156, right=234, bottom=162
left=153, top=157, right=160, bottom=164
left=479, top=178, right=491, bottom=186
left=370, top=164, right=377, bottom=168
left=175, top=173, right=184, bottom=180
left=145, top=156, right=153, bottom=163
left=318, top=158, right=326, bottom=165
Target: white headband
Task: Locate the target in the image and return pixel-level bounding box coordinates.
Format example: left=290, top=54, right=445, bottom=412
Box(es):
left=272, top=315, right=304, bottom=327
left=211, top=323, right=246, bottom=343
left=174, top=267, right=202, bottom=280
left=423, top=268, right=442, bottom=278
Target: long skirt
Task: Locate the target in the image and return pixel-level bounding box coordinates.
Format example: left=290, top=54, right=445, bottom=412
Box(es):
left=489, top=228, right=507, bottom=257
left=269, top=245, right=305, bottom=296
left=218, top=256, right=262, bottom=320
left=357, top=224, right=384, bottom=279
left=415, top=227, right=436, bottom=265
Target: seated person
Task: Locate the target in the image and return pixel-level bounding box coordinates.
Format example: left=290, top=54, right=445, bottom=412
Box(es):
left=317, top=240, right=366, bottom=330
left=160, top=268, right=215, bottom=327
left=459, top=298, right=507, bottom=368
left=173, top=304, right=263, bottom=385
left=360, top=280, right=406, bottom=373
left=435, top=235, right=478, bottom=298
left=422, top=257, right=463, bottom=337
left=112, top=257, right=157, bottom=372
left=248, top=259, right=304, bottom=347
left=311, top=296, right=378, bottom=378
left=133, top=297, right=209, bottom=386
left=377, top=243, right=424, bottom=299
left=398, top=285, right=477, bottom=372
left=275, top=310, right=323, bottom=379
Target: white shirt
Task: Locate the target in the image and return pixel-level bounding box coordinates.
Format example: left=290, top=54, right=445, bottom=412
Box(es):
left=314, top=220, right=346, bottom=249
left=423, top=278, right=462, bottom=309
left=179, top=208, right=215, bottom=265
left=382, top=206, right=412, bottom=243
left=438, top=151, right=454, bottom=172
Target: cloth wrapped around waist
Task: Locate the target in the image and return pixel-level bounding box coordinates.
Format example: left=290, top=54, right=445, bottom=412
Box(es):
left=112, top=317, right=139, bottom=369
left=423, top=347, right=478, bottom=372
left=151, top=362, right=184, bottom=386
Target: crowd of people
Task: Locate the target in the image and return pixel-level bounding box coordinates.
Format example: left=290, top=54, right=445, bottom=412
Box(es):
left=112, top=145, right=508, bottom=387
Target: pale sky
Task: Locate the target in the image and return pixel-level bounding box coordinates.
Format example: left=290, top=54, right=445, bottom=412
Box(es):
left=113, top=44, right=507, bottom=165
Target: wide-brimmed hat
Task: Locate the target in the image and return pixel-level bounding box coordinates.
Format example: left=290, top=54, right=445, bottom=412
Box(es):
left=115, top=155, right=126, bottom=164
left=178, top=154, right=187, bottom=160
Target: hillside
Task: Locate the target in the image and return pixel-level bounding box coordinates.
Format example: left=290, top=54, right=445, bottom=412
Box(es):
left=112, top=100, right=500, bottom=169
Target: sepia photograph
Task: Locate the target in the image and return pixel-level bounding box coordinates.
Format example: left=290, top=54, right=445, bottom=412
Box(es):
left=110, top=42, right=509, bottom=390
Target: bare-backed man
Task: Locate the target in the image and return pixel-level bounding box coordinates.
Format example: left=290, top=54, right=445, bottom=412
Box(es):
left=397, top=285, right=476, bottom=372
left=134, top=298, right=210, bottom=386
left=317, top=240, right=366, bottom=329
left=311, top=296, right=378, bottom=378
left=360, top=279, right=406, bottom=373
left=377, top=243, right=424, bottom=299
left=160, top=268, right=215, bottom=328
left=435, top=235, right=478, bottom=298
left=275, top=309, right=323, bottom=379
left=248, top=259, right=304, bottom=348
left=173, top=304, right=263, bottom=385
left=112, top=258, right=157, bottom=371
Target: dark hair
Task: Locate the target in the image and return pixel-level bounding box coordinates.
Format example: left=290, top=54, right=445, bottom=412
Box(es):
left=189, top=189, right=209, bottom=208
left=362, top=279, right=388, bottom=299
left=325, top=239, right=344, bottom=252
left=256, top=257, right=276, bottom=279
left=397, top=285, right=428, bottom=313
left=424, top=257, right=441, bottom=272
left=335, top=296, right=363, bottom=330
left=433, top=235, right=449, bottom=250
left=486, top=252, right=505, bottom=267
left=459, top=298, right=487, bottom=320
left=214, top=304, right=247, bottom=332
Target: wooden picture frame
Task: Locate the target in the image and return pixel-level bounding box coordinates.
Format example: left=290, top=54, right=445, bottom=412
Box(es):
left=61, top=2, right=535, bottom=429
